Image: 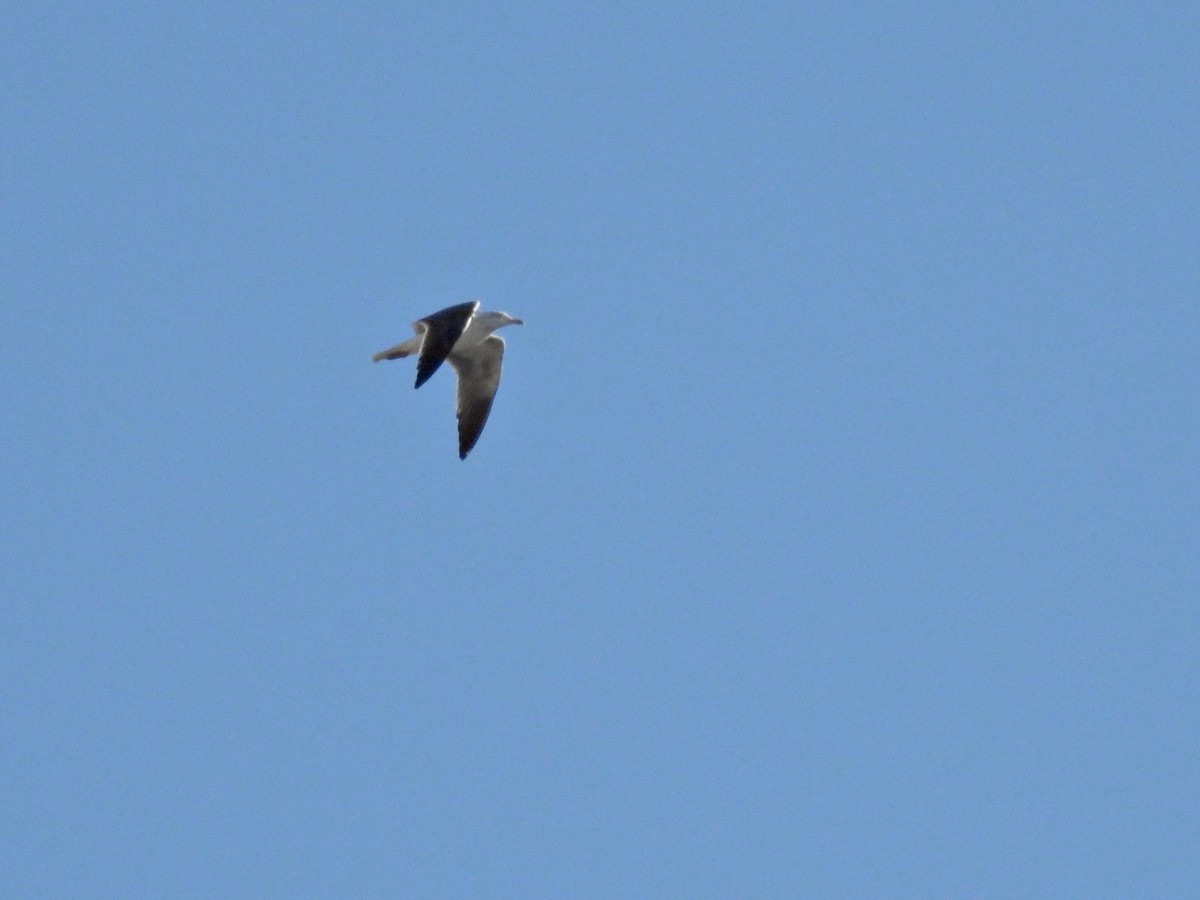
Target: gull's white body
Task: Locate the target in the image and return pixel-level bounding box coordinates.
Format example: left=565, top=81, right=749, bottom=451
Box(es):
left=374, top=309, right=512, bottom=359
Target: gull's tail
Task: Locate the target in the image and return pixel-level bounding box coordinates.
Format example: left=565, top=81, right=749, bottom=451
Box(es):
left=372, top=335, right=421, bottom=362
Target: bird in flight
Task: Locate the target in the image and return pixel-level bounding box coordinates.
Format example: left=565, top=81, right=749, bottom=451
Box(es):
left=373, top=301, right=524, bottom=459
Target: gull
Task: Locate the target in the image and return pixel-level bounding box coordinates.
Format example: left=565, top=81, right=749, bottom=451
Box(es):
left=373, top=301, right=524, bottom=459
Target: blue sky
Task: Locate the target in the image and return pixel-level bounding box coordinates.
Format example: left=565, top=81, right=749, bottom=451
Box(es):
left=4, top=3, right=1198, bottom=896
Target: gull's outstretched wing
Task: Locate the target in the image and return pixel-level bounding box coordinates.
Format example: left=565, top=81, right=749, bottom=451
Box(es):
left=413, top=301, right=478, bottom=389
left=371, top=300, right=479, bottom=373
left=448, top=335, right=505, bottom=459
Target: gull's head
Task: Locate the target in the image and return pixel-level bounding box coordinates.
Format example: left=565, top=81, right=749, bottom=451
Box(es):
left=480, top=310, right=524, bottom=329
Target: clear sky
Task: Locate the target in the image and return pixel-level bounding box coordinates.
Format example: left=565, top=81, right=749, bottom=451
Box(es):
left=4, top=3, right=1198, bottom=896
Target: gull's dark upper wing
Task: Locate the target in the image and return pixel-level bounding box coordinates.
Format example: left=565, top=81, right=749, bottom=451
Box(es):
left=414, top=301, right=478, bottom=389
left=448, top=335, right=505, bottom=459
